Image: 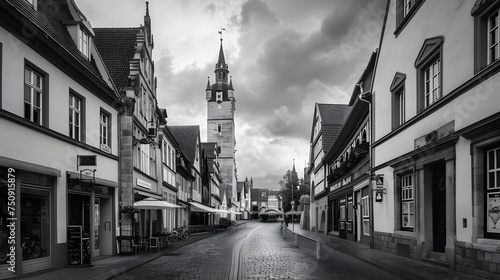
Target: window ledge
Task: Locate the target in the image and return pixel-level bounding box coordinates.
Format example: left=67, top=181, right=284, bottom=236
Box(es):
left=461, top=238, right=500, bottom=252
left=393, top=230, right=417, bottom=239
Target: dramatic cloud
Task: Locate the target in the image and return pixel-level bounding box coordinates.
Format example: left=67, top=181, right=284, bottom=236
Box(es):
left=79, top=0, right=386, bottom=189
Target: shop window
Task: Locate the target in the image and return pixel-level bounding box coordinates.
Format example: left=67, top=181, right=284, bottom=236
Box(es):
left=486, top=145, right=500, bottom=237
left=401, top=174, right=415, bottom=231
left=340, top=199, right=346, bottom=230
left=361, top=196, right=370, bottom=236
left=21, top=187, right=51, bottom=260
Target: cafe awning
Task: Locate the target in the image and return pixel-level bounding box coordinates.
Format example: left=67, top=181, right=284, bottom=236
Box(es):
left=228, top=209, right=242, bottom=215
left=134, top=198, right=182, bottom=209
left=189, top=201, right=230, bottom=213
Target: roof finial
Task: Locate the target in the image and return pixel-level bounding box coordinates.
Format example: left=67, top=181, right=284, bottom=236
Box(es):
left=218, top=26, right=225, bottom=42
left=146, top=1, right=150, bottom=16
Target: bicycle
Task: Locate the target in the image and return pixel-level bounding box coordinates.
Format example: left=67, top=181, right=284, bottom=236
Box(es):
left=1, top=236, right=43, bottom=262
left=22, top=236, right=43, bottom=260
left=206, top=225, right=215, bottom=234
left=166, top=232, right=177, bottom=243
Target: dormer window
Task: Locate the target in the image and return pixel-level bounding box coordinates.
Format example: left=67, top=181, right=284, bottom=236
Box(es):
left=78, top=25, right=90, bottom=58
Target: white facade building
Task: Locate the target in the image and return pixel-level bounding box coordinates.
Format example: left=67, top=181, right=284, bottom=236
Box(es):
left=371, top=0, right=500, bottom=277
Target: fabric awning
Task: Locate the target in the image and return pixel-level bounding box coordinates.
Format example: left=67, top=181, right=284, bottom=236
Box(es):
left=0, top=156, right=61, bottom=177
left=228, top=209, right=242, bottom=215
left=285, top=210, right=302, bottom=215
left=134, top=198, right=182, bottom=209
left=189, top=201, right=230, bottom=213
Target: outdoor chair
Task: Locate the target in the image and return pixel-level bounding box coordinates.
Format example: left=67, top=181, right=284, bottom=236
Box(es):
left=131, top=239, right=140, bottom=254
left=149, top=237, right=160, bottom=253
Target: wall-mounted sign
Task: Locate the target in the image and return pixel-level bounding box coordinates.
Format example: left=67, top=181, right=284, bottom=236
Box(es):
left=375, top=190, right=383, bottom=202
left=100, top=144, right=111, bottom=154
left=78, top=155, right=96, bottom=166
left=375, top=175, right=384, bottom=188
left=137, top=178, right=152, bottom=189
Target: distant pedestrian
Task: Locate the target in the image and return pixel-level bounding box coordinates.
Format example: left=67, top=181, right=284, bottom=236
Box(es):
left=285, top=216, right=289, bottom=227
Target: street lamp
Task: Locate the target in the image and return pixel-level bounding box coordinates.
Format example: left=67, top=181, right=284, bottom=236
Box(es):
left=291, top=200, right=295, bottom=230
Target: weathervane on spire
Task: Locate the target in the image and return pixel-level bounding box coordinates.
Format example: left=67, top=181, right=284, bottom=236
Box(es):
left=218, top=26, right=225, bottom=41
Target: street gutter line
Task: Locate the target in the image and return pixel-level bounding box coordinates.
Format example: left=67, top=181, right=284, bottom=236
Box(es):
left=228, top=225, right=263, bottom=280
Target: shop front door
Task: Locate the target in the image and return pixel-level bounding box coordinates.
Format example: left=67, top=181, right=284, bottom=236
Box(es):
left=432, top=161, right=447, bottom=253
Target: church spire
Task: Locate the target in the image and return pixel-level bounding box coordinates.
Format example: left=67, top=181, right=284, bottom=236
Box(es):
left=215, top=27, right=229, bottom=83
left=144, top=2, right=152, bottom=45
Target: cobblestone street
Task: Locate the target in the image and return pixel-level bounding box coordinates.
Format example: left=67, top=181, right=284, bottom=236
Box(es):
left=116, top=221, right=400, bottom=280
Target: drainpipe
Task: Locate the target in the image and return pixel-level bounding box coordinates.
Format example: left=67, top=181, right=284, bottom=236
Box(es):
left=358, top=86, right=374, bottom=249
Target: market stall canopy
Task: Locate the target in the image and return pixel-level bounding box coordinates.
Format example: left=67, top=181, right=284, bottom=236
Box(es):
left=261, top=208, right=284, bottom=215
left=189, top=201, right=230, bottom=213
left=134, top=198, right=182, bottom=209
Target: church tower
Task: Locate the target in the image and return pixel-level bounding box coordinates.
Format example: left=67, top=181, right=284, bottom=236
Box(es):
left=206, top=30, right=237, bottom=213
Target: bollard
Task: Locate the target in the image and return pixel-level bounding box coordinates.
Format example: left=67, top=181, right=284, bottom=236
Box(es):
left=316, top=241, right=320, bottom=260
left=294, top=233, right=298, bottom=247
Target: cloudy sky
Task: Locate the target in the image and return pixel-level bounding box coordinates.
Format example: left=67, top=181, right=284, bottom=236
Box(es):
left=79, top=0, right=386, bottom=189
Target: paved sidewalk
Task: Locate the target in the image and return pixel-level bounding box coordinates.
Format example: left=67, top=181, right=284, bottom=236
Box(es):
left=19, top=221, right=248, bottom=280
left=286, top=223, right=486, bottom=280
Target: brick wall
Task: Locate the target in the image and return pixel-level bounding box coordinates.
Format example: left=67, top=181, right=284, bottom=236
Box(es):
left=455, top=241, right=500, bottom=279
left=373, top=231, right=418, bottom=259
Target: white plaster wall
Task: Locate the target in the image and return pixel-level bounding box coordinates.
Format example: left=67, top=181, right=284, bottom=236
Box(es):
left=373, top=0, right=474, bottom=143
left=0, top=27, right=120, bottom=156
left=455, top=136, right=473, bottom=242
left=372, top=166, right=395, bottom=233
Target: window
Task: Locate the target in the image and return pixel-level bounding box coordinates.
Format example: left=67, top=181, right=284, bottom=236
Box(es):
left=391, top=72, right=406, bottom=129
left=401, top=174, right=414, bottom=230
left=489, top=11, right=499, bottom=64
left=472, top=1, right=500, bottom=72
left=361, top=196, right=370, bottom=236
left=141, top=144, right=150, bottom=174
left=395, top=0, right=425, bottom=36
left=216, top=92, right=222, bottom=103
left=486, top=145, right=500, bottom=236
left=24, top=67, right=44, bottom=124
left=69, top=94, right=82, bottom=140
left=78, top=25, right=90, bottom=59
left=403, top=0, right=411, bottom=17
left=218, top=124, right=222, bottom=134
left=415, top=36, right=444, bottom=112
left=100, top=111, right=110, bottom=147
left=423, top=60, right=441, bottom=108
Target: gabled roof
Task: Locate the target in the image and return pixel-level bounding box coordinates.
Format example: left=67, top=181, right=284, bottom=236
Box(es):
left=201, top=142, right=217, bottom=159
left=316, top=104, right=351, bottom=152
left=2, top=0, right=109, bottom=90
left=169, top=125, right=200, bottom=164
left=94, top=28, right=141, bottom=91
